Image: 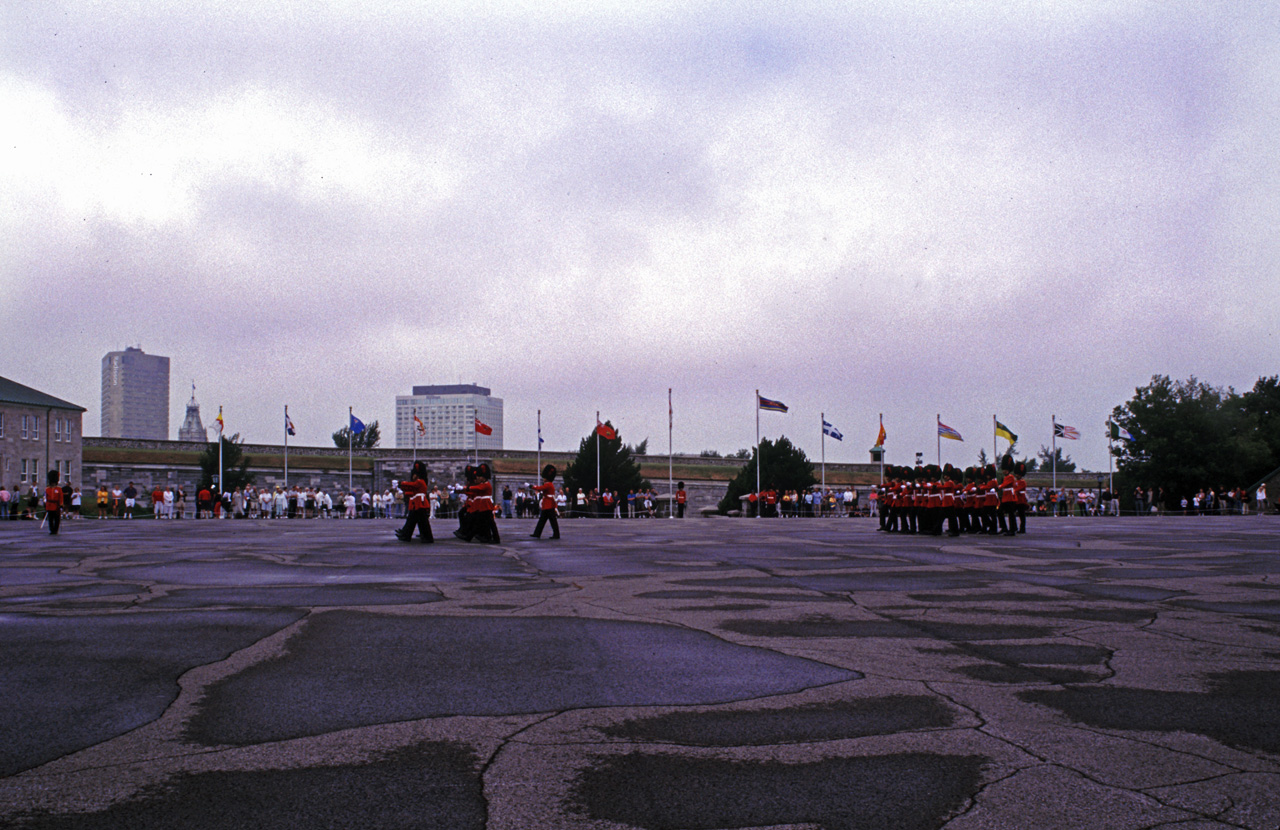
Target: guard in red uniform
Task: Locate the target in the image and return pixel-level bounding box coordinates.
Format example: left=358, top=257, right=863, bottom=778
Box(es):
left=44, top=470, right=64, bottom=535
left=396, top=461, right=434, bottom=543
left=456, top=463, right=501, bottom=544
left=1015, top=462, right=1029, bottom=534
left=530, top=464, right=561, bottom=539
left=999, top=455, right=1018, bottom=536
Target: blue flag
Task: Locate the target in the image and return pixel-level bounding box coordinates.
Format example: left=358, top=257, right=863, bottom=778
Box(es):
left=350, top=414, right=366, bottom=434
left=822, top=420, right=843, bottom=441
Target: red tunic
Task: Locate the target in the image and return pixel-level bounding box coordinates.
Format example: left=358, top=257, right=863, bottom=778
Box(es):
left=465, top=481, right=494, bottom=513
left=45, top=486, right=64, bottom=512
left=399, top=479, right=430, bottom=509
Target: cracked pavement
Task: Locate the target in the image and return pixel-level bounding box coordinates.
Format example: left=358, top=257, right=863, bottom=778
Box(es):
left=2, top=516, right=1279, bottom=828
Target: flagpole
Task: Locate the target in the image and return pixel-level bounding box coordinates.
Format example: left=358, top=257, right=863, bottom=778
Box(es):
left=412, top=407, right=417, bottom=466
left=537, top=409, right=542, bottom=473
left=218, top=406, right=223, bottom=508
left=595, top=410, right=601, bottom=494
left=668, top=388, right=674, bottom=520
left=993, top=414, right=997, bottom=465
left=936, top=413, right=941, bottom=467
left=755, top=390, right=761, bottom=517
left=1051, top=415, right=1057, bottom=492
left=348, top=407, right=353, bottom=493
left=878, top=413, right=884, bottom=485
left=284, top=405, right=289, bottom=489
left=1108, top=422, right=1114, bottom=497
left=821, top=412, right=826, bottom=498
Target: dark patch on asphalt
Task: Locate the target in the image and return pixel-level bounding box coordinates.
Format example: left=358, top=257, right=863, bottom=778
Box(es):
left=462, top=604, right=520, bottom=610
left=790, top=572, right=993, bottom=592
left=0, top=584, right=147, bottom=606
left=1005, top=607, right=1153, bottom=623
left=1063, top=584, right=1186, bottom=602
left=678, top=603, right=768, bottom=611
left=8, top=742, right=484, bottom=830
left=638, top=589, right=831, bottom=602
left=907, top=592, right=1062, bottom=604
left=957, top=665, right=1099, bottom=685
left=186, top=612, right=860, bottom=746
left=963, top=643, right=1111, bottom=665
left=1171, top=600, right=1280, bottom=619
left=144, top=586, right=444, bottom=608
left=572, top=752, right=984, bottom=830
left=459, top=581, right=555, bottom=592
left=0, top=610, right=304, bottom=778
left=1021, top=671, right=1280, bottom=753
left=603, top=695, right=955, bottom=746
left=674, top=577, right=799, bottom=589
left=721, top=618, right=1052, bottom=641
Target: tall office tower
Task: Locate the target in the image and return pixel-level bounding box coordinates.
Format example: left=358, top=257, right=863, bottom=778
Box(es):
left=101, top=347, right=170, bottom=440
left=395, top=384, right=504, bottom=451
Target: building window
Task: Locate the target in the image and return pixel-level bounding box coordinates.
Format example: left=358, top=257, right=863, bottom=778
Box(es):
left=0, top=412, right=4, bottom=437
left=21, top=415, right=28, bottom=439
left=32, top=417, right=39, bottom=441
left=54, top=418, right=61, bottom=441
left=20, top=459, right=28, bottom=483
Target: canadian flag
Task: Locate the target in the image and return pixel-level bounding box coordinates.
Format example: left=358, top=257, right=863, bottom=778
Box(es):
left=474, top=418, right=493, bottom=436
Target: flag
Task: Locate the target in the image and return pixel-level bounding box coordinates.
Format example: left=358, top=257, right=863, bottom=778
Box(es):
left=1110, top=422, right=1133, bottom=441
left=350, top=414, right=365, bottom=434
left=474, top=417, right=493, bottom=436
left=995, top=420, right=1017, bottom=444
left=285, top=412, right=296, bottom=436
left=875, top=419, right=886, bottom=447
left=758, top=395, right=788, bottom=413
left=596, top=421, right=617, bottom=440
left=216, top=407, right=224, bottom=434
left=414, top=414, right=425, bottom=435
left=538, top=425, right=544, bottom=446
left=937, top=419, right=964, bottom=442
left=822, top=420, right=843, bottom=441
left=1053, top=422, right=1079, bottom=440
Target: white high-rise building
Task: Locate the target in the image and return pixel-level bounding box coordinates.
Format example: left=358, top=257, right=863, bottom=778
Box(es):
left=101, top=347, right=169, bottom=440
left=395, top=385, right=503, bottom=451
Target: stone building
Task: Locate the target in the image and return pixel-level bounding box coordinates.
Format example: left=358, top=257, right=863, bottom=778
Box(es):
left=0, top=376, right=86, bottom=491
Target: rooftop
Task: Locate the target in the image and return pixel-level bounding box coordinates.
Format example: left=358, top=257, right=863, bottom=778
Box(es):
left=0, top=376, right=86, bottom=412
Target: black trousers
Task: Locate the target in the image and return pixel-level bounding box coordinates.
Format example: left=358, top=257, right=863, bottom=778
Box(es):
left=399, top=508, right=433, bottom=541
left=532, top=508, right=560, bottom=538
left=47, top=509, right=61, bottom=535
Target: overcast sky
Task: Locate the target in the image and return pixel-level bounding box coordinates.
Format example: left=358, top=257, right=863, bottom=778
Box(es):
left=3, top=0, right=1277, bottom=473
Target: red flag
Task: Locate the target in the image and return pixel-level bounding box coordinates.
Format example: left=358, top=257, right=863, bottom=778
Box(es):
left=876, top=419, right=886, bottom=446
left=414, top=414, right=425, bottom=435
left=474, top=418, right=493, bottom=436
left=596, top=421, right=617, bottom=440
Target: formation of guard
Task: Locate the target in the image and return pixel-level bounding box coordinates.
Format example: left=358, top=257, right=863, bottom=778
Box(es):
left=877, top=456, right=1027, bottom=537
left=454, top=463, right=502, bottom=544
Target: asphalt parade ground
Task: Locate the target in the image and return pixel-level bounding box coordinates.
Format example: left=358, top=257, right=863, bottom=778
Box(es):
left=2, top=515, right=1279, bottom=829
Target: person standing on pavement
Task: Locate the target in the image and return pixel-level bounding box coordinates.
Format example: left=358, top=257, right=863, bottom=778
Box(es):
left=530, top=464, right=561, bottom=539
left=44, top=469, right=64, bottom=535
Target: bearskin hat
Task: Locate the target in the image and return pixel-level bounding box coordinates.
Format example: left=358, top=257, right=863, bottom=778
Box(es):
left=1001, top=453, right=1015, bottom=472
left=476, top=463, right=491, bottom=480
left=984, top=464, right=997, bottom=479
left=1015, top=461, right=1027, bottom=477
left=47, top=469, right=60, bottom=485
left=926, top=464, right=941, bottom=480
left=411, top=461, right=427, bottom=480
left=541, top=464, right=557, bottom=482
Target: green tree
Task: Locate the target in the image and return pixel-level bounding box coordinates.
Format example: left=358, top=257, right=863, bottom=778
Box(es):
left=1037, top=445, right=1076, bottom=473
left=199, top=433, right=254, bottom=492
left=333, top=420, right=381, bottom=450
left=1111, top=375, right=1270, bottom=501
left=976, top=448, right=989, bottom=468
left=1241, top=376, right=1280, bottom=480
left=633, top=437, right=649, bottom=456
left=733, top=448, right=752, bottom=459
left=699, top=449, right=722, bottom=458
left=563, top=422, right=649, bottom=496
left=718, top=436, right=816, bottom=513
